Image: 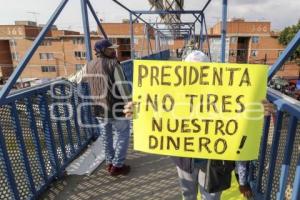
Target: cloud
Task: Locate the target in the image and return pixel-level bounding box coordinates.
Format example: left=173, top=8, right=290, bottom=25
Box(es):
left=0, top=0, right=298, bottom=32
left=231, top=0, right=271, bottom=6
left=203, top=0, right=300, bottom=30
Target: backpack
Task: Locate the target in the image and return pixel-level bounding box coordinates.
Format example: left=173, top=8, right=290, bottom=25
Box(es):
left=201, top=160, right=235, bottom=193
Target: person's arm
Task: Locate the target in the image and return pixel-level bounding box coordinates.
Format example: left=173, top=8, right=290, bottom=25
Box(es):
left=114, top=62, right=131, bottom=103
left=235, top=161, right=247, bottom=186
left=68, top=64, right=87, bottom=84
left=262, top=99, right=275, bottom=116
left=236, top=161, right=253, bottom=198
left=123, top=101, right=134, bottom=118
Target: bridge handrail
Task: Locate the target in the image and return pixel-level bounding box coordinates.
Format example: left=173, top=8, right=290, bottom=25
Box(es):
left=0, top=49, right=170, bottom=200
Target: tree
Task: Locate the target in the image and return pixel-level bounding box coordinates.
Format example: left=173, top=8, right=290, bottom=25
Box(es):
left=278, top=19, right=300, bottom=60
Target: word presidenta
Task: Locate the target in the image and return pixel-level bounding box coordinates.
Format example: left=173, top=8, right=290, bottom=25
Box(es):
left=137, top=64, right=251, bottom=87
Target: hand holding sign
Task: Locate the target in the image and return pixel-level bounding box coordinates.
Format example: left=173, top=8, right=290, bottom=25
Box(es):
left=123, top=101, right=135, bottom=118
left=132, top=60, right=268, bottom=160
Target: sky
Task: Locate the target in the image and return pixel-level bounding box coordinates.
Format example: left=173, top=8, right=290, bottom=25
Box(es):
left=0, top=0, right=299, bottom=32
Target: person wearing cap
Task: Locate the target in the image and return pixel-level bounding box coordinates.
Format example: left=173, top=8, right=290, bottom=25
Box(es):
left=123, top=50, right=274, bottom=199
left=69, top=39, right=131, bottom=176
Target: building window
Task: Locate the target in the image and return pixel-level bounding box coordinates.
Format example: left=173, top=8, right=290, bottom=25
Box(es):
left=251, top=50, right=258, bottom=57
left=74, top=51, right=86, bottom=59
left=230, top=37, right=237, bottom=43
left=12, top=52, right=19, bottom=60
left=41, top=40, right=52, bottom=46
left=73, top=38, right=84, bottom=45
left=252, top=36, right=259, bottom=43
left=75, top=64, right=85, bottom=71
left=41, top=66, right=56, bottom=72
left=48, top=53, right=54, bottom=59
left=278, top=50, right=283, bottom=57
left=9, top=40, right=17, bottom=46
left=237, top=50, right=246, bottom=57
left=118, top=38, right=130, bottom=44
left=39, top=53, right=54, bottom=60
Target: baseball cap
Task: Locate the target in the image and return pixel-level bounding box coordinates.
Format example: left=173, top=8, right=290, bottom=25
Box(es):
left=94, top=39, right=119, bottom=52
left=184, top=50, right=210, bottom=62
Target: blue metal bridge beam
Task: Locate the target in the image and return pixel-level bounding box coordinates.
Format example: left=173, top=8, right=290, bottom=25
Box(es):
left=86, top=0, right=108, bottom=39
left=193, top=13, right=202, bottom=24
left=255, top=116, right=271, bottom=194
left=112, top=0, right=167, bottom=38
left=112, top=0, right=169, bottom=54
left=203, top=15, right=212, bottom=61
left=134, top=9, right=204, bottom=35
left=129, top=13, right=134, bottom=59
left=265, top=111, right=284, bottom=199
left=221, top=0, right=228, bottom=63
left=199, top=14, right=204, bottom=50
left=193, top=26, right=196, bottom=42
left=80, top=0, right=92, bottom=61
left=201, top=0, right=212, bottom=13
left=0, top=0, right=69, bottom=101
left=113, top=1, right=214, bottom=53
left=192, top=0, right=211, bottom=25
left=132, top=14, right=142, bottom=24
left=146, top=24, right=150, bottom=55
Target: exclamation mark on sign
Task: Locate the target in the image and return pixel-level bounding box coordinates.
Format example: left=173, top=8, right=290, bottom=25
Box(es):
left=237, top=136, right=247, bottom=154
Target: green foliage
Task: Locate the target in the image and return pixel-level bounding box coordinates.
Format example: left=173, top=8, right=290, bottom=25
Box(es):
left=278, top=19, right=300, bottom=60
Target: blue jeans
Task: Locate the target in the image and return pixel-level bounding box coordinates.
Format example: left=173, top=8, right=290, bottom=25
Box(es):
left=98, top=118, right=130, bottom=167
left=176, top=161, right=221, bottom=200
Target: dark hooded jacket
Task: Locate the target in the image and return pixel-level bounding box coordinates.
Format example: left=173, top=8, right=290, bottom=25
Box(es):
left=82, top=54, right=126, bottom=118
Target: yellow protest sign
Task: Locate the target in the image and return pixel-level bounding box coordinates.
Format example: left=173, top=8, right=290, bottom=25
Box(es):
left=132, top=60, right=268, bottom=160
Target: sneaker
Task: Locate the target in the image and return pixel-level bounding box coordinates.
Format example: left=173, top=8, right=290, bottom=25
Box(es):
left=106, top=164, right=113, bottom=173
left=110, top=165, right=131, bottom=176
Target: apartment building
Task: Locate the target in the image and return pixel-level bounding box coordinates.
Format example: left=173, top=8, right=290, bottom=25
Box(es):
left=0, top=21, right=156, bottom=80
left=204, top=19, right=299, bottom=79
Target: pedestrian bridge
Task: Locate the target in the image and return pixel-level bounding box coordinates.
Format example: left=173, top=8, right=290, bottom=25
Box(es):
left=0, top=0, right=300, bottom=200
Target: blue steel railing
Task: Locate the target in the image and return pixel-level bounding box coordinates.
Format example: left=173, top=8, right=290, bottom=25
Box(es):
left=0, top=79, right=96, bottom=199
left=0, top=48, right=170, bottom=200
left=250, top=30, right=300, bottom=200
left=250, top=88, right=300, bottom=200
